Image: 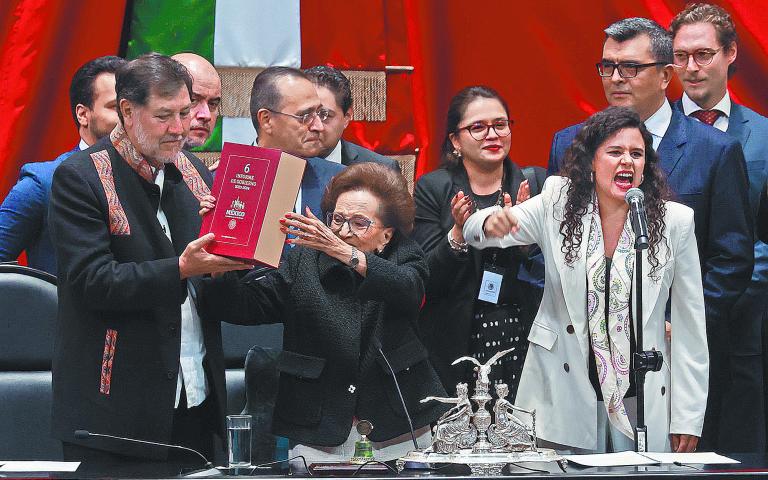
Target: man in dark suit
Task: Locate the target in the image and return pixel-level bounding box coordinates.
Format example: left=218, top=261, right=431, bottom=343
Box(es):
left=671, top=3, right=768, bottom=452
left=49, top=54, right=249, bottom=466
left=547, top=18, right=753, bottom=453
left=249, top=67, right=344, bottom=217
left=0, top=56, right=125, bottom=274
left=304, top=65, right=400, bottom=172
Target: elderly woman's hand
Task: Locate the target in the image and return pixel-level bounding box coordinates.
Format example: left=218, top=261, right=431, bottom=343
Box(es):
left=199, top=194, right=216, bottom=217
left=280, top=207, right=355, bottom=261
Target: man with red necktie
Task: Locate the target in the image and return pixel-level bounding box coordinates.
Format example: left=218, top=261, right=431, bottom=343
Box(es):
left=671, top=3, right=768, bottom=454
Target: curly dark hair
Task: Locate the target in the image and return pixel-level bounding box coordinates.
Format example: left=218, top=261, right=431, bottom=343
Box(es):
left=321, top=163, right=415, bottom=234
left=559, top=106, right=672, bottom=275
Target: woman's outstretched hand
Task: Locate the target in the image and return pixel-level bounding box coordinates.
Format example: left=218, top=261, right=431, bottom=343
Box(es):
left=483, top=206, right=519, bottom=239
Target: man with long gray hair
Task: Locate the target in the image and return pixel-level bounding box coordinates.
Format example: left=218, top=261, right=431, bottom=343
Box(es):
left=49, top=53, right=250, bottom=467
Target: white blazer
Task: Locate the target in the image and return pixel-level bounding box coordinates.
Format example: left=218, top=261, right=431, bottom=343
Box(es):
left=463, top=176, right=708, bottom=451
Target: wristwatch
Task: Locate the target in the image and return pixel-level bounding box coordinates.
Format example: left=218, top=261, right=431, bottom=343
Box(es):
left=349, top=247, right=360, bottom=268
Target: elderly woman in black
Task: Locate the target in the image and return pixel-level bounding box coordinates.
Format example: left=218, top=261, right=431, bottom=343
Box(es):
left=202, top=163, right=446, bottom=463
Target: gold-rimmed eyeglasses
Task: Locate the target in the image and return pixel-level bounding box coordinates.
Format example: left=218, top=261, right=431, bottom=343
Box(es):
left=672, top=48, right=722, bottom=67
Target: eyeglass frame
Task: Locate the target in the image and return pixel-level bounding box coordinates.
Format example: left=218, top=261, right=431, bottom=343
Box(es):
left=265, top=108, right=329, bottom=126
left=596, top=61, right=668, bottom=79
left=456, top=119, right=514, bottom=141
left=325, top=212, right=379, bottom=236
left=672, top=48, right=722, bottom=67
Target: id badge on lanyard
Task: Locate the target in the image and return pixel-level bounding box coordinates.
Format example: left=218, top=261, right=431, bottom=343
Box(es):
left=478, top=252, right=505, bottom=305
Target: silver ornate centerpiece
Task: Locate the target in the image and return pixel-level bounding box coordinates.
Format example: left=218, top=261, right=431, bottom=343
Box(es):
left=397, top=348, right=565, bottom=476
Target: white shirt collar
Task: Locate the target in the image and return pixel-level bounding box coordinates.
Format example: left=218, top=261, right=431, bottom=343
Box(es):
left=78, top=138, right=90, bottom=151
left=681, top=91, right=731, bottom=117
left=324, top=141, right=343, bottom=164
left=644, top=99, right=673, bottom=142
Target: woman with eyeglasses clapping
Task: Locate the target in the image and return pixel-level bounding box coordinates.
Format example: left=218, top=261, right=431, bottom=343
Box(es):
left=413, top=86, right=545, bottom=401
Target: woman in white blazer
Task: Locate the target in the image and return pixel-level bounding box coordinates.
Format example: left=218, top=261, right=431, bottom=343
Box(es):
left=463, top=107, right=708, bottom=453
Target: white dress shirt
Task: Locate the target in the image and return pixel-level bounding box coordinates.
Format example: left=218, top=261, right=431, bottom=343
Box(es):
left=644, top=99, right=673, bottom=150
left=324, top=141, right=343, bottom=165
left=154, top=169, right=210, bottom=408
left=682, top=91, right=731, bottom=132
left=78, top=138, right=90, bottom=151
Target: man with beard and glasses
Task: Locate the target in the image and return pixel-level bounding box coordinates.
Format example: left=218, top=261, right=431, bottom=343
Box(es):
left=49, top=53, right=251, bottom=470
left=0, top=55, right=125, bottom=274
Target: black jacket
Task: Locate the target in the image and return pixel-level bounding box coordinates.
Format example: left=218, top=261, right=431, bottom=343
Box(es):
left=48, top=140, right=225, bottom=459
left=412, top=159, right=539, bottom=390
left=202, top=234, right=447, bottom=446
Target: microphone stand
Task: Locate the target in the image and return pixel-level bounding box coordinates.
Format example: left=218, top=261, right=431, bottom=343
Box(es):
left=632, top=235, right=663, bottom=452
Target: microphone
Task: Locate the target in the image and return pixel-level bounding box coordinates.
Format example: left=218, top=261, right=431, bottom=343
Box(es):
left=625, top=188, right=649, bottom=250
left=371, top=339, right=419, bottom=450
left=73, top=430, right=212, bottom=467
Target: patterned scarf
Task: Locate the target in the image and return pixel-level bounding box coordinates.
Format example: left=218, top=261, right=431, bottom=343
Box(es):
left=585, top=201, right=635, bottom=440
left=93, top=125, right=211, bottom=236
left=109, top=124, right=210, bottom=202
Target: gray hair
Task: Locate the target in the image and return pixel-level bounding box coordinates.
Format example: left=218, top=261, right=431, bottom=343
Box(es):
left=604, top=17, right=673, bottom=64
left=249, top=66, right=309, bottom=134
left=115, top=53, right=192, bottom=123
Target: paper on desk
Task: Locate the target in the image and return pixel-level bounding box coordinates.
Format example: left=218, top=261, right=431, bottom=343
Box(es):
left=565, top=451, right=658, bottom=467
left=644, top=452, right=740, bottom=464
left=0, top=461, right=80, bottom=472
left=565, top=451, right=740, bottom=467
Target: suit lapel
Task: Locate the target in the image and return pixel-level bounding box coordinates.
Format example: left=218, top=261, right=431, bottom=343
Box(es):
left=300, top=159, right=322, bottom=216
left=556, top=211, right=591, bottom=359
left=656, top=110, right=687, bottom=178
left=727, top=104, right=752, bottom=153
left=636, top=247, right=663, bottom=338
left=341, top=140, right=357, bottom=167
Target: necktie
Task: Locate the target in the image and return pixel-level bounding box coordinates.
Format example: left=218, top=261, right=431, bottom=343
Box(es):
left=690, top=109, right=724, bottom=126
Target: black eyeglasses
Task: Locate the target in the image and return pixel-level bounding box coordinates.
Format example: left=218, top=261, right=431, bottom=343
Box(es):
left=596, top=61, right=667, bottom=78
left=672, top=48, right=721, bottom=67
left=326, top=212, right=377, bottom=236
left=266, top=108, right=329, bottom=126
left=457, top=119, right=514, bottom=141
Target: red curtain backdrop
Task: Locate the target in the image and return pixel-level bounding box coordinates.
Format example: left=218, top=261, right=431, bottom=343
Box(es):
left=404, top=0, right=768, bottom=177
left=1, top=0, right=766, bottom=193
left=300, top=0, right=418, bottom=155
left=0, top=0, right=126, bottom=202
